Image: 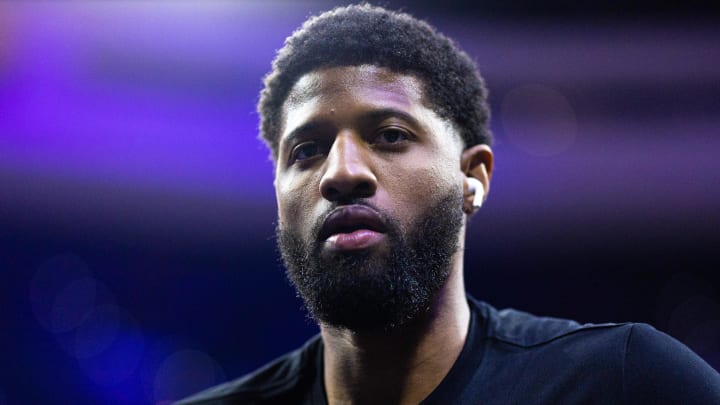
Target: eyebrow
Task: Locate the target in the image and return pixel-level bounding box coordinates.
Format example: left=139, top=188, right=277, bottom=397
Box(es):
left=281, top=107, right=422, bottom=148
left=365, top=107, right=422, bottom=129
left=281, top=121, right=325, bottom=151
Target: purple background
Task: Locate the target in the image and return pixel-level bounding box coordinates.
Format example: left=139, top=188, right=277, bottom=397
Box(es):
left=1, top=1, right=719, bottom=404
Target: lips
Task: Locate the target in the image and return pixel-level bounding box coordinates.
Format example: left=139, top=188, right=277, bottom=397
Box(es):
left=318, top=205, right=388, bottom=249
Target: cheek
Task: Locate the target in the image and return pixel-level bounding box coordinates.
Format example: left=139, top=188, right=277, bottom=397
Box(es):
left=378, top=154, right=461, bottom=225
left=275, top=173, right=322, bottom=231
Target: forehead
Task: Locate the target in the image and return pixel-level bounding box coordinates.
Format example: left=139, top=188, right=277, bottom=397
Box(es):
left=285, top=65, right=426, bottom=109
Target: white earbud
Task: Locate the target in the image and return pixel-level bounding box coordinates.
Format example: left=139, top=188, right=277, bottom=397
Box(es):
left=466, top=177, right=485, bottom=210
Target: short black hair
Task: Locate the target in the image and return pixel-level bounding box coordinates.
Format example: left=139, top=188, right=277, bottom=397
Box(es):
left=258, top=3, right=492, bottom=160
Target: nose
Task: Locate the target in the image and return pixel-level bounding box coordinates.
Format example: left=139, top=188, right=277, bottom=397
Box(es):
left=319, top=132, right=377, bottom=202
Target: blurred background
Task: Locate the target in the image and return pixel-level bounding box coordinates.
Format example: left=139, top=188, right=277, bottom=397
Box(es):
left=1, top=0, right=718, bottom=403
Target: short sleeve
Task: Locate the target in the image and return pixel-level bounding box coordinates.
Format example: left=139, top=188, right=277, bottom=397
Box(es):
left=623, top=323, right=720, bottom=403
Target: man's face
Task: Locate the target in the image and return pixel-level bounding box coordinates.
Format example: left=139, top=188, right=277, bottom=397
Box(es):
left=274, top=65, right=467, bottom=331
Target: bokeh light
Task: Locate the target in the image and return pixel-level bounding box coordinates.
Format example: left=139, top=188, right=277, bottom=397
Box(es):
left=74, top=304, right=124, bottom=359
left=77, top=308, right=145, bottom=386
left=686, top=320, right=720, bottom=370
left=153, top=349, right=226, bottom=403
left=30, top=254, right=95, bottom=333
left=501, top=83, right=577, bottom=156
left=667, top=295, right=720, bottom=343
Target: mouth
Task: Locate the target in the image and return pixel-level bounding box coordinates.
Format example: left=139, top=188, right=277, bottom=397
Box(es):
left=318, top=205, right=388, bottom=251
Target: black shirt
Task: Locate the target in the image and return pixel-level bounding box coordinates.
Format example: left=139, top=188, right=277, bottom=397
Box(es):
left=177, top=296, right=720, bottom=404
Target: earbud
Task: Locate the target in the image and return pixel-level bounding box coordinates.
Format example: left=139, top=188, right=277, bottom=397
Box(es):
left=466, top=177, right=485, bottom=210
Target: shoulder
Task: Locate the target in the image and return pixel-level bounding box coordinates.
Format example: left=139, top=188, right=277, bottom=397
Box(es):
left=623, top=323, right=720, bottom=402
left=175, top=335, right=322, bottom=405
left=470, top=297, right=630, bottom=348
left=467, top=297, right=720, bottom=402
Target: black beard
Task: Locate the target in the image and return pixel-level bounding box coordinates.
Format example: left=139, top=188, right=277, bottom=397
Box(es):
left=277, top=187, right=464, bottom=333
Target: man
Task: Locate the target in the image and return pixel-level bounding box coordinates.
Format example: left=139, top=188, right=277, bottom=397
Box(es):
left=179, top=4, right=720, bottom=404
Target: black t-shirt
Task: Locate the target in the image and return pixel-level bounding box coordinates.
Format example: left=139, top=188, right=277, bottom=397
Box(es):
left=177, top=297, right=720, bottom=404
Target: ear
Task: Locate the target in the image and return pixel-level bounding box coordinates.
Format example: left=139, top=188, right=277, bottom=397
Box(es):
left=461, top=144, right=494, bottom=214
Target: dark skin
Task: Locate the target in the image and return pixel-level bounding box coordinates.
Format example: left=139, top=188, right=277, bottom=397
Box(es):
left=275, top=65, right=493, bottom=404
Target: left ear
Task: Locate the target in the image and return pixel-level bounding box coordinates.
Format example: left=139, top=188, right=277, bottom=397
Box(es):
left=461, top=144, right=494, bottom=214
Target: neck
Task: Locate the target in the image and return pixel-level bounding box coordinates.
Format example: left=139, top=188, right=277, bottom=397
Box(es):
left=320, top=254, right=469, bottom=405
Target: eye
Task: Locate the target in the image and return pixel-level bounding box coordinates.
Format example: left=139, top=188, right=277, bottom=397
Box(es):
left=375, top=128, right=410, bottom=144
left=291, top=141, right=321, bottom=162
